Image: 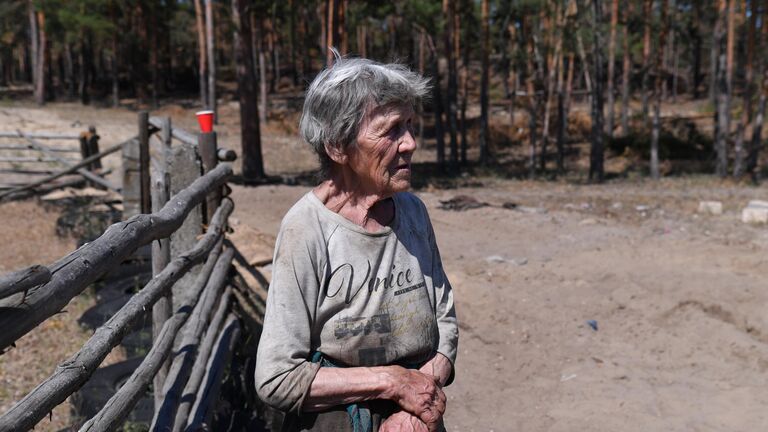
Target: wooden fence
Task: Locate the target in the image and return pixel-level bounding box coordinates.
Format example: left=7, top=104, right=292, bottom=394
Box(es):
left=0, top=127, right=121, bottom=200
left=0, top=113, right=255, bottom=432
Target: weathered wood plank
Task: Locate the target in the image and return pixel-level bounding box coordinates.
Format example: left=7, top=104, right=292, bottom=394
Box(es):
left=0, top=265, right=51, bottom=302
left=139, top=112, right=151, bottom=213
left=0, top=163, right=232, bottom=354
left=0, top=176, right=87, bottom=202
left=150, top=249, right=234, bottom=432
left=0, top=138, right=128, bottom=201
left=185, top=314, right=240, bottom=431
left=0, top=156, right=78, bottom=163
left=0, top=168, right=56, bottom=175
left=0, top=197, right=233, bottom=432
left=169, top=142, right=204, bottom=308
left=152, top=117, right=173, bottom=412
left=0, top=144, right=79, bottom=153
left=198, top=132, right=219, bottom=223
left=0, top=132, right=81, bottom=140
left=172, top=286, right=233, bottom=431
left=77, top=240, right=227, bottom=432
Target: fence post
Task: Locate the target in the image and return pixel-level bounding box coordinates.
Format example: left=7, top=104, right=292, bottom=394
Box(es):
left=78, top=132, right=89, bottom=165
left=88, top=125, right=101, bottom=170
left=139, top=111, right=151, bottom=214
left=152, top=116, right=173, bottom=413
left=168, top=142, right=203, bottom=309
left=198, top=131, right=219, bottom=224
left=122, top=138, right=141, bottom=219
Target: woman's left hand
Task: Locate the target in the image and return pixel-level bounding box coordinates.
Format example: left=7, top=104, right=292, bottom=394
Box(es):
left=380, top=410, right=432, bottom=432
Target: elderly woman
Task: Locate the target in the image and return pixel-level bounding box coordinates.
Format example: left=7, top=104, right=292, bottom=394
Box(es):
left=255, top=56, right=459, bottom=432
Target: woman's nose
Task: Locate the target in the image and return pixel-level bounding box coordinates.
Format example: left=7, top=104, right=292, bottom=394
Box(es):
left=399, top=130, right=417, bottom=153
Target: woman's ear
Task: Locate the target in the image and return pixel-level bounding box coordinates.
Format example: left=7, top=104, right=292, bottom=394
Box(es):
left=325, top=143, right=348, bottom=165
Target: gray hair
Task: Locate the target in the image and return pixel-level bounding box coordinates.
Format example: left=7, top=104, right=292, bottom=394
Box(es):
left=299, top=56, right=430, bottom=178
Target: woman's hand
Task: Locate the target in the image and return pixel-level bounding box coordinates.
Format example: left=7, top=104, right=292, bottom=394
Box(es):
left=379, top=410, right=431, bottom=432
left=419, top=352, right=453, bottom=387
left=385, top=367, right=446, bottom=430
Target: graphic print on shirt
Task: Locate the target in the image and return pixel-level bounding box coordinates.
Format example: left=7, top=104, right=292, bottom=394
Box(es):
left=323, top=259, right=427, bottom=305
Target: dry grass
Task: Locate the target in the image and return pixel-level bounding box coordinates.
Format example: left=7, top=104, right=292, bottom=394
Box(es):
left=0, top=199, right=125, bottom=431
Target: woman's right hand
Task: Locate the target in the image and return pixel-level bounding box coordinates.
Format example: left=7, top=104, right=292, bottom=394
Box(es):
left=385, top=367, right=447, bottom=431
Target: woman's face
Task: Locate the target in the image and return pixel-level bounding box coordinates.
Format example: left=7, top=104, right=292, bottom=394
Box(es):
left=345, top=103, right=417, bottom=197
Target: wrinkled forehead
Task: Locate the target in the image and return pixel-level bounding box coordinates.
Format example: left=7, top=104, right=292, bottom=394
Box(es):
left=364, top=102, right=414, bottom=123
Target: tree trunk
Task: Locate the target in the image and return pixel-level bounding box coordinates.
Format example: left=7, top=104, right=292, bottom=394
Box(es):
left=205, top=0, right=217, bottom=120
left=641, top=0, right=652, bottom=128
left=233, top=0, right=265, bottom=181
left=339, top=0, right=348, bottom=55
left=150, top=9, right=159, bottom=108
left=28, top=0, right=38, bottom=88
left=650, top=0, right=669, bottom=180
left=110, top=39, right=119, bottom=106
left=443, top=0, right=459, bottom=171
left=265, top=16, right=276, bottom=92
left=714, top=0, right=729, bottom=177
left=606, top=0, right=619, bottom=137
left=326, top=0, right=338, bottom=65
left=747, top=69, right=767, bottom=182
left=256, top=13, right=268, bottom=124
left=733, top=0, right=753, bottom=178
left=691, top=3, right=703, bottom=99
left=479, top=0, right=491, bottom=164
left=590, top=0, right=605, bottom=182
left=574, top=19, right=592, bottom=105
left=565, top=52, right=575, bottom=116
left=556, top=50, right=566, bottom=174
left=746, top=4, right=768, bottom=182
left=664, top=0, right=676, bottom=101
left=78, top=32, right=91, bottom=105
left=34, top=10, right=45, bottom=105
left=459, top=16, right=468, bottom=166
left=418, top=30, right=425, bottom=148
left=426, top=35, right=446, bottom=168
left=541, top=2, right=564, bottom=172
left=526, top=28, right=538, bottom=179
left=620, top=0, right=632, bottom=136
left=194, top=0, right=207, bottom=108
left=289, top=0, right=298, bottom=85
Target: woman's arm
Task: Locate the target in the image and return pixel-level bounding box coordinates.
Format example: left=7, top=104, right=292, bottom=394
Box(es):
left=304, top=365, right=446, bottom=430
left=419, top=352, right=453, bottom=387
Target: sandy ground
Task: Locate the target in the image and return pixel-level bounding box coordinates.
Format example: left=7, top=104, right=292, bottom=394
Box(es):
left=3, top=102, right=768, bottom=431
left=231, top=179, right=768, bottom=432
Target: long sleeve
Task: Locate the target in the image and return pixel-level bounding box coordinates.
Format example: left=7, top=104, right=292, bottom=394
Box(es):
left=427, top=213, right=459, bottom=384
left=255, top=225, right=323, bottom=414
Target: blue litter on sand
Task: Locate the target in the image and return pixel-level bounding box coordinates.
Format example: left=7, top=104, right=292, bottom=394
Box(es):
left=586, top=320, right=598, bottom=331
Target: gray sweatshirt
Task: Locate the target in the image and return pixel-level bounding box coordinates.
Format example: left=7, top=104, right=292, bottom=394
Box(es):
left=254, top=191, right=458, bottom=429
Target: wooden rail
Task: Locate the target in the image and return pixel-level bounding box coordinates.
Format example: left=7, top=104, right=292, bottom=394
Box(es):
left=149, top=117, right=197, bottom=146
left=0, top=131, right=81, bottom=139
left=0, top=163, right=232, bottom=352
left=0, top=199, right=233, bottom=432
left=0, top=126, right=110, bottom=200
left=0, top=265, right=51, bottom=302
left=0, top=138, right=131, bottom=200
left=0, top=114, right=251, bottom=432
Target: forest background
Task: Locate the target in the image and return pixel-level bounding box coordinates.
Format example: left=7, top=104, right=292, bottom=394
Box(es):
left=4, top=1, right=768, bottom=431
left=2, top=0, right=765, bottom=183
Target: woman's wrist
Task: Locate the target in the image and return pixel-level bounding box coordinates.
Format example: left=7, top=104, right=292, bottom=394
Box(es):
left=373, top=365, right=406, bottom=402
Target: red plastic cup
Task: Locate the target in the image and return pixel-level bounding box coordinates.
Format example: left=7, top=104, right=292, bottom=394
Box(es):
left=196, top=110, right=214, bottom=133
